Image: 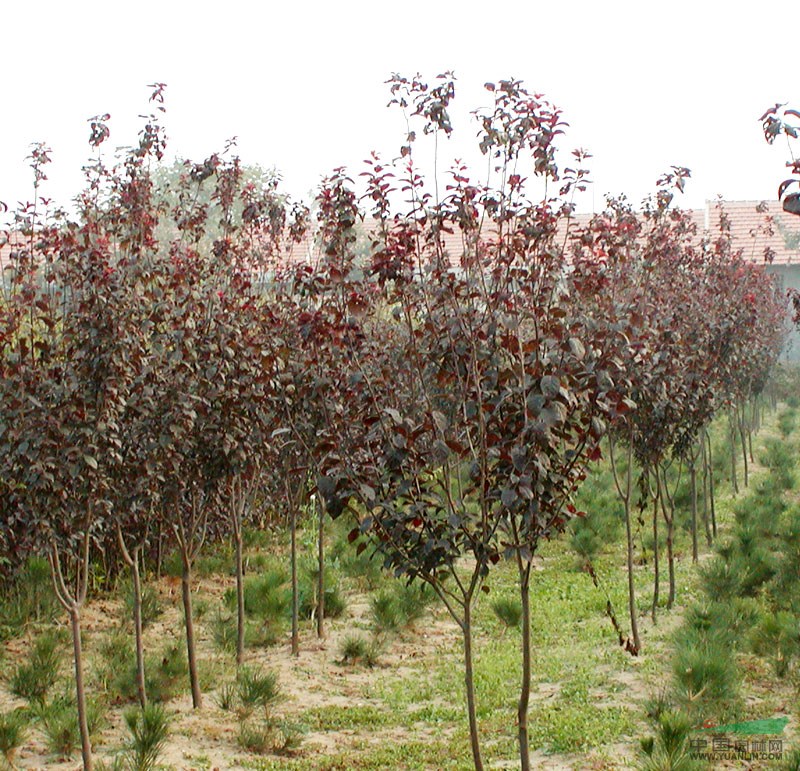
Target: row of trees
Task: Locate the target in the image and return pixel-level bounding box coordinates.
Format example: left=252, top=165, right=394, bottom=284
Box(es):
left=0, top=78, right=788, bottom=770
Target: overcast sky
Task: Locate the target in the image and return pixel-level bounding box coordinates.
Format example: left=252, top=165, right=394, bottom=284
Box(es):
left=2, top=0, right=797, bottom=216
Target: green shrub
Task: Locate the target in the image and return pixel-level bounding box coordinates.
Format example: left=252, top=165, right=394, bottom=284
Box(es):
left=700, top=551, right=742, bottom=600
left=671, top=628, right=740, bottom=721
left=297, top=563, right=347, bottom=621
left=237, top=721, right=273, bottom=754
left=120, top=703, right=171, bottom=771
left=643, top=689, right=673, bottom=722
left=121, top=581, right=163, bottom=629
left=0, top=708, right=28, bottom=766
left=34, top=692, right=106, bottom=759
left=194, top=550, right=232, bottom=578
left=684, top=598, right=759, bottom=642
left=209, top=608, right=279, bottom=653
left=215, top=681, right=238, bottom=712
left=777, top=408, right=797, bottom=438
left=0, top=556, right=59, bottom=639
left=339, top=634, right=382, bottom=667
left=370, top=582, right=433, bottom=635
left=782, top=747, right=800, bottom=771
left=491, top=596, right=522, bottom=631
left=97, top=633, right=186, bottom=704
left=237, top=667, right=281, bottom=718
left=10, top=628, right=65, bottom=704
left=329, top=519, right=384, bottom=589
left=759, top=438, right=796, bottom=489
left=225, top=568, right=291, bottom=626
left=749, top=610, right=800, bottom=677
left=640, top=710, right=702, bottom=771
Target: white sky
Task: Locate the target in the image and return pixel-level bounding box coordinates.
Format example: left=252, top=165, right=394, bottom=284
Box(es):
left=2, top=0, right=798, bottom=216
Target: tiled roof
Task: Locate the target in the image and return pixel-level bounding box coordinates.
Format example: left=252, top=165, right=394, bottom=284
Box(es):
left=3, top=201, right=797, bottom=271
left=703, top=200, right=800, bottom=266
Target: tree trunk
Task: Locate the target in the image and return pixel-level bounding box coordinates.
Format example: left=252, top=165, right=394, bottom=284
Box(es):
left=517, top=561, right=532, bottom=771
left=180, top=550, right=202, bottom=709
left=317, top=495, right=325, bottom=639
left=156, top=522, right=163, bottom=580
left=70, top=605, right=93, bottom=771
left=234, top=523, right=245, bottom=665
left=658, top=466, right=676, bottom=610
left=700, top=430, right=712, bottom=547
left=729, top=411, right=739, bottom=495
left=116, top=526, right=147, bottom=708
left=738, top=405, right=749, bottom=488
left=49, top=536, right=93, bottom=771
left=706, top=430, right=717, bottom=538
left=608, top=434, right=640, bottom=652
left=131, top=554, right=147, bottom=709
left=623, top=494, right=641, bottom=652
left=461, top=602, right=484, bottom=771
left=651, top=472, right=660, bottom=624
left=290, top=494, right=299, bottom=657
left=690, top=458, right=698, bottom=563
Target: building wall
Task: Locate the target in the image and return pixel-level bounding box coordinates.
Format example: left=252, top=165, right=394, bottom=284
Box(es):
left=766, top=264, right=800, bottom=360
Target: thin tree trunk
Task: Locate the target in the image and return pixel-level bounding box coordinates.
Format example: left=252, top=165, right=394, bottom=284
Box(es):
left=49, top=535, right=93, bottom=771
left=706, top=429, right=717, bottom=538
left=462, top=601, right=484, bottom=771
left=290, top=489, right=299, bottom=657
left=70, top=605, right=92, bottom=771
left=690, top=456, right=699, bottom=563
left=234, top=521, right=245, bottom=665
left=729, top=411, right=739, bottom=495
left=651, top=471, right=660, bottom=624
left=517, top=560, right=532, bottom=771
left=317, top=495, right=325, bottom=639
left=608, top=433, right=640, bottom=652
left=116, top=525, right=147, bottom=708
left=156, top=521, right=163, bottom=580
left=700, top=431, right=713, bottom=547
left=623, top=493, right=640, bottom=652
left=658, top=465, right=676, bottom=610
left=738, top=404, right=749, bottom=487
left=130, top=554, right=146, bottom=708
left=231, top=477, right=247, bottom=666
left=180, top=548, right=202, bottom=709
